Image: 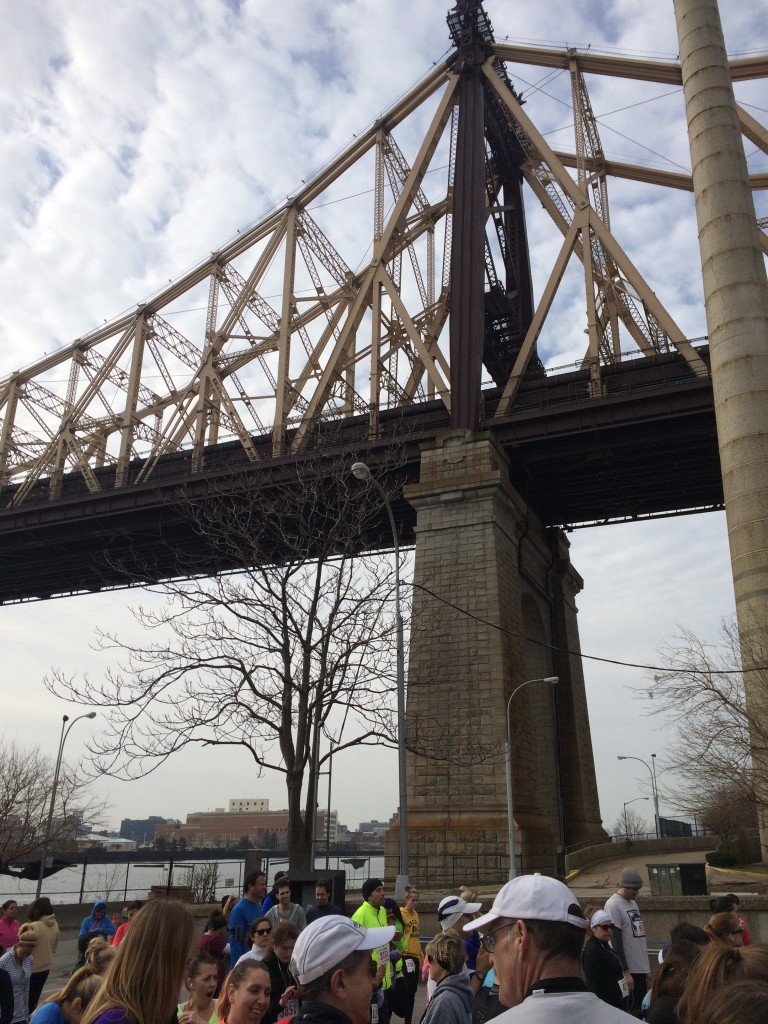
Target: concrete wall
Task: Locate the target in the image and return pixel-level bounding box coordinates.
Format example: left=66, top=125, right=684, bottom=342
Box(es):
left=566, top=837, right=714, bottom=873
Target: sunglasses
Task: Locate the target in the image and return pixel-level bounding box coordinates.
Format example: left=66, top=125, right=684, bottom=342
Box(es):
left=596, top=923, right=614, bottom=930
left=480, top=922, right=515, bottom=952
left=255, top=928, right=271, bottom=936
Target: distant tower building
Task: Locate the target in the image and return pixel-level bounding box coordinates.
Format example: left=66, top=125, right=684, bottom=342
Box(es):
left=228, top=798, right=270, bottom=813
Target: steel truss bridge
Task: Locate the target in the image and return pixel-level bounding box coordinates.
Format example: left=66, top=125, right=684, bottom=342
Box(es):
left=1, top=2, right=766, bottom=604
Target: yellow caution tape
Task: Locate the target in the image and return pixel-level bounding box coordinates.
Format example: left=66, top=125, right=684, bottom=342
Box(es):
left=707, top=864, right=768, bottom=879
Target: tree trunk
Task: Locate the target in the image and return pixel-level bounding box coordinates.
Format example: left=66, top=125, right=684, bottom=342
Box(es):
left=286, top=770, right=311, bottom=870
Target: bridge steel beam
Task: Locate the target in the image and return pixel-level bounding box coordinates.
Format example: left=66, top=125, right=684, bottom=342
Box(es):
left=385, top=431, right=606, bottom=884
left=675, top=0, right=768, bottom=857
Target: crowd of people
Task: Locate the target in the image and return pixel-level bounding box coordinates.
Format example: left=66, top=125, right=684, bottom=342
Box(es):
left=0, top=869, right=764, bottom=1024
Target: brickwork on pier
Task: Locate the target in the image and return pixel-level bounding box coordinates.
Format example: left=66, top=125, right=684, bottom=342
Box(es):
left=385, top=430, right=606, bottom=884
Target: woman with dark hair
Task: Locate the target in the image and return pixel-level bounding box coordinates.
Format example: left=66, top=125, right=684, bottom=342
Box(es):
left=581, top=910, right=629, bottom=1011
left=261, top=922, right=298, bottom=1024
left=26, top=898, right=59, bottom=1013
left=80, top=901, right=194, bottom=1024
left=0, top=904, right=20, bottom=957
left=218, top=961, right=271, bottom=1024
left=235, top=920, right=271, bottom=967
left=710, top=894, right=751, bottom=945
left=179, top=954, right=219, bottom=1024
left=383, top=899, right=411, bottom=1023
left=198, top=913, right=230, bottom=996
left=645, top=940, right=701, bottom=1024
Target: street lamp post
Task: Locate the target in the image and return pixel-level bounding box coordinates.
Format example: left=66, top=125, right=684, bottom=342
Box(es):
left=350, top=462, right=409, bottom=895
left=623, top=796, right=650, bottom=840
left=617, top=754, right=661, bottom=838
left=505, top=676, right=558, bottom=880
left=36, top=711, right=97, bottom=897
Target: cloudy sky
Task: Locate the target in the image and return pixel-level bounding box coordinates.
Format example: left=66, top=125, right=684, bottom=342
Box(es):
left=0, top=0, right=766, bottom=851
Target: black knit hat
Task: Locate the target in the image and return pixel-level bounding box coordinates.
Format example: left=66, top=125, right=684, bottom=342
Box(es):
left=362, top=877, right=384, bottom=900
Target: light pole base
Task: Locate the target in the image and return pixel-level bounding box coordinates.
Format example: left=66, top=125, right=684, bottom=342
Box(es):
left=394, top=874, right=410, bottom=901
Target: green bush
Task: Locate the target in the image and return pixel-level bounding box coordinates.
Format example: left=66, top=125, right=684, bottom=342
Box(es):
left=705, top=850, right=737, bottom=868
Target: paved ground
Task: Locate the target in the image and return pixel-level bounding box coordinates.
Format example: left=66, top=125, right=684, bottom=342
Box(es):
left=567, top=847, right=768, bottom=899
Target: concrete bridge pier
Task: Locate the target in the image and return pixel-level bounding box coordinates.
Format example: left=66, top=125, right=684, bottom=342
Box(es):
left=385, top=431, right=606, bottom=885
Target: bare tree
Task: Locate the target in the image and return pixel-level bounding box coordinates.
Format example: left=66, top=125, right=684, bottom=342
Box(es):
left=643, top=617, right=766, bottom=813
left=0, top=737, right=105, bottom=877
left=697, top=781, right=758, bottom=849
left=47, top=458, right=402, bottom=869
left=183, top=862, right=220, bottom=903
left=612, top=807, right=650, bottom=841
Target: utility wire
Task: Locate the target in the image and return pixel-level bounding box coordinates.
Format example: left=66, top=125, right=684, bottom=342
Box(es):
left=410, top=581, right=766, bottom=675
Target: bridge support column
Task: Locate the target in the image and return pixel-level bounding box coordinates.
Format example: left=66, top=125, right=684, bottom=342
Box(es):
left=675, top=0, right=768, bottom=858
left=385, top=431, right=605, bottom=884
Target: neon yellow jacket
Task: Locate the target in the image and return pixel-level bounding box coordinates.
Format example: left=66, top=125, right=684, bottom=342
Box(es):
left=351, top=901, right=392, bottom=989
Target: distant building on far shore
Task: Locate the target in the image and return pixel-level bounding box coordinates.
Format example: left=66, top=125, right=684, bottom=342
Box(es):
left=119, top=816, right=178, bottom=845
left=155, top=800, right=338, bottom=849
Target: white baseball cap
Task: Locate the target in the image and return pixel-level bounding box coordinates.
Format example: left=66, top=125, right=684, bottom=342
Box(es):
left=291, top=916, right=395, bottom=985
left=466, top=874, right=587, bottom=932
left=437, top=895, right=482, bottom=931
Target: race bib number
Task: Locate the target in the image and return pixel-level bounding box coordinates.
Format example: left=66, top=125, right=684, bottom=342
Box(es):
left=405, top=958, right=416, bottom=974
left=628, top=910, right=646, bottom=938
left=377, top=945, right=390, bottom=966
left=284, top=1000, right=299, bottom=1017
left=371, top=1004, right=378, bottom=1024
left=619, top=977, right=630, bottom=998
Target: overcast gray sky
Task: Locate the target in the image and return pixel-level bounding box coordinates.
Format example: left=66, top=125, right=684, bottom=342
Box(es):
left=0, top=0, right=765, bottom=843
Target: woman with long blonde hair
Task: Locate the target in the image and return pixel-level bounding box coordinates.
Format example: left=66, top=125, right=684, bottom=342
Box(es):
left=80, top=901, right=193, bottom=1024
left=30, top=966, right=101, bottom=1024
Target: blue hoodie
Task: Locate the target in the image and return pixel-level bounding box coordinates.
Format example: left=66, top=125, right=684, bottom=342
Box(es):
left=79, top=899, right=116, bottom=939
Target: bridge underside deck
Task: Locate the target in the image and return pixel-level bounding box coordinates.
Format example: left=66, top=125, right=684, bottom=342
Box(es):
left=0, top=353, right=721, bottom=603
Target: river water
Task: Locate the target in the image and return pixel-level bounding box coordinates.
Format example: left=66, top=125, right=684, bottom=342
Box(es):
left=1, top=854, right=386, bottom=907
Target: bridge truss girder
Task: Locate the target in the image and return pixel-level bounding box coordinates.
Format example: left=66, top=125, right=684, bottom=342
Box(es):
left=1, top=30, right=766, bottom=506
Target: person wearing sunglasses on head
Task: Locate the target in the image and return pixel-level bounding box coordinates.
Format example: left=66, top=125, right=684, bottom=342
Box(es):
left=582, top=911, right=631, bottom=1012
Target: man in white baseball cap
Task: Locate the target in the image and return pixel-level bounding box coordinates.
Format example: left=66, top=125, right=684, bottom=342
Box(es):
left=463, top=874, right=633, bottom=1022
left=290, top=915, right=395, bottom=1024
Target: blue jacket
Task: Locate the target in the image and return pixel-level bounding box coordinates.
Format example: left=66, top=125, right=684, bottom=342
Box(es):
left=78, top=900, right=116, bottom=939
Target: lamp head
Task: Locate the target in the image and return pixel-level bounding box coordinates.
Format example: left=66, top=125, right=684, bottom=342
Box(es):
left=351, top=462, right=371, bottom=481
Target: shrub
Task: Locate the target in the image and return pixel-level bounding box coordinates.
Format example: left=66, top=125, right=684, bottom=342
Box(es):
left=705, top=850, right=737, bottom=868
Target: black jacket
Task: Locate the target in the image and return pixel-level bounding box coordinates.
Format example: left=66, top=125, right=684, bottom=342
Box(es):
left=582, top=936, right=626, bottom=1009
left=263, top=953, right=299, bottom=1024
left=0, top=970, right=13, bottom=1024
left=292, top=1003, right=355, bottom=1024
